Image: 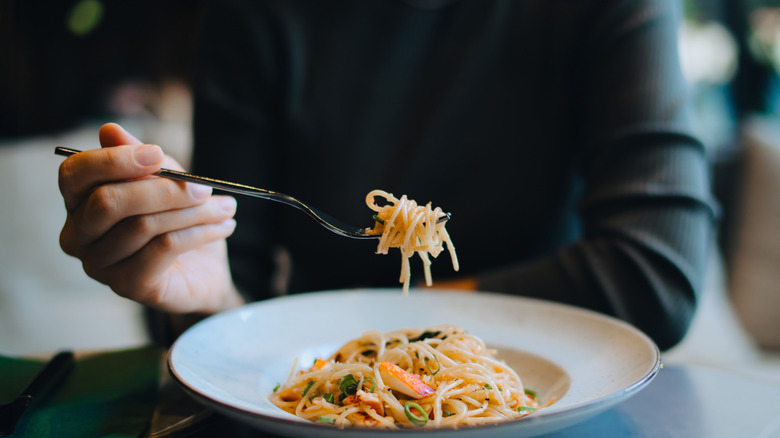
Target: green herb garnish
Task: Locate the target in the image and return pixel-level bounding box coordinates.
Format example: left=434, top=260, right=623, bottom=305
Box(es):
left=518, top=406, right=537, bottom=412
left=363, top=376, right=377, bottom=393
left=409, top=330, right=441, bottom=342
left=425, top=355, right=441, bottom=375
left=317, top=416, right=335, bottom=424
left=339, top=374, right=358, bottom=396
left=404, top=401, right=428, bottom=426
left=302, top=380, right=315, bottom=396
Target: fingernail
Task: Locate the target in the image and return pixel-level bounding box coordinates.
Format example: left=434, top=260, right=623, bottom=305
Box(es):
left=221, top=218, right=237, bottom=230
left=218, top=196, right=237, bottom=215
left=133, top=145, right=163, bottom=166
left=189, top=183, right=212, bottom=200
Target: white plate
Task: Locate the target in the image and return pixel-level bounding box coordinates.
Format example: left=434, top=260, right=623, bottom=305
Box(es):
left=168, top=289, right=660, bottom=437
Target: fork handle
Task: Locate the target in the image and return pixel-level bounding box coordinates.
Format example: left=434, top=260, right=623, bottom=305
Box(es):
left=55, top=147, right=291, bottom=204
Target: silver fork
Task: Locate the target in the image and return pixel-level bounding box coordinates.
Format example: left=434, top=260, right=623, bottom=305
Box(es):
left=55, top=147, right=450, bottom=239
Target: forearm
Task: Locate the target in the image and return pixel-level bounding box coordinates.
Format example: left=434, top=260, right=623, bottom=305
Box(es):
left=477, top=207, right=713, bottom=351
left=477, top=138, right=716, bottom=351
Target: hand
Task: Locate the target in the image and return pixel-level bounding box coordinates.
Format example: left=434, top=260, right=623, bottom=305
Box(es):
left=58, top=123, right=244, bottom=314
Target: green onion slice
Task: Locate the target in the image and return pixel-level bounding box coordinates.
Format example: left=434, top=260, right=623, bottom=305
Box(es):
left=302, top=380, right=315, bottom=396
left=524, top=388, right=537, bottom=399
left=317, top=416, right=335, bottom=424
left=339, top=374, right=358, bottom=396
left=372, top=214, right=384, bottom=224
left=273, top=383, right=280, bottom=393
left=518, top=406, right=537, bottom=412
left=404, top=401, right=428, bottom=426
left=363, top=376, right=377, bottom=393
left=323, top=393, right=334, bottom=403
left=425, top=355, right=441, bottom=375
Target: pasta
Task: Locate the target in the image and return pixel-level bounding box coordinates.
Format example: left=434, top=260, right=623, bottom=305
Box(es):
left=364, top=190, right=459, bottom=294
left=269, top=325, right=542, bottom=428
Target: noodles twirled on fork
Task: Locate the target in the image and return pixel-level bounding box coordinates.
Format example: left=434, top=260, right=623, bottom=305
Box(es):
left=364, top=190, right=458, bottom=294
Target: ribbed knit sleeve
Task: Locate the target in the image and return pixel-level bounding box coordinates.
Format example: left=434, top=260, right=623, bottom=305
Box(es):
left=479, top=0, right=717, bottom=350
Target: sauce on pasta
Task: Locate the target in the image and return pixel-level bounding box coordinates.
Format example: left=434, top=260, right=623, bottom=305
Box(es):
left=269, top=325, right=542, bottom=428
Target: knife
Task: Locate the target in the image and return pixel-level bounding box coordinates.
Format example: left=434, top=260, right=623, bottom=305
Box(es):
left=0, top=351, right=75, bottom=435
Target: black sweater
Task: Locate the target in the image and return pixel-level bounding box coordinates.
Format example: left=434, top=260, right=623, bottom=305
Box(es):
left=191, top=0, right=717, bottom=350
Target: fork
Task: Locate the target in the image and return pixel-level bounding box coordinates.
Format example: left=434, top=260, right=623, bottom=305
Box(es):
left=55, top=147, right=449, bottom=239
left=0, top=351, right=74, bottom=435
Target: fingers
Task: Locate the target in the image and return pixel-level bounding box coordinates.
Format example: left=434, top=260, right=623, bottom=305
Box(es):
left=99, top=122, right=143, bottom=147
left=58, top=144, right=165, bottom=211
left=57, top=122, right=241, bottom=313
left=78, top=195, right=237, bottom=269
left=58, top=123, right=212, bottom=251
left=90, top=218, right=238, bottom=310
left=58, top=122, right=166, bottom=212
left=63, top=175, right=213, bottom=248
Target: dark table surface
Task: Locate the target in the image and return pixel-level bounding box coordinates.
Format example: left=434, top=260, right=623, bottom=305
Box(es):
left=169, top=362, right=780, bottom=438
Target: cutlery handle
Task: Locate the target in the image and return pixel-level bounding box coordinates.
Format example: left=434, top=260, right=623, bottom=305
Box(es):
left=23, top=351, right=75, bottom=399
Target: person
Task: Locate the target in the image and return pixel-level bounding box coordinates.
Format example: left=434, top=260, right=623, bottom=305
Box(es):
left=57, top=0, right=716, bottom=350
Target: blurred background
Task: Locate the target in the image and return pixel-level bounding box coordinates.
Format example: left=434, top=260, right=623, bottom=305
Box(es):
left=1, top=0, right=778, bottom=380
left=0, top=0, right=199, bottom=355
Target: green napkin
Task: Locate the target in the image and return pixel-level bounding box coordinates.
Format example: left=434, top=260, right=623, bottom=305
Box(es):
left=1, top=346, right=161, bottom=438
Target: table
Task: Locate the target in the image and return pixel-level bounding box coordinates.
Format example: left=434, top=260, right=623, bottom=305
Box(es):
left=168, top=363, right=780, bottom=437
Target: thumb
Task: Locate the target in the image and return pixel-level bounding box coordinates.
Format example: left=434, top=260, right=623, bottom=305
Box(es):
left=99, top=122, right=143, bottom=147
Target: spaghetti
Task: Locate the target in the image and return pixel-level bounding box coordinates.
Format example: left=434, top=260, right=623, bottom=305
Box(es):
left=269, top=325, right=541, bottom=428
left=364, top=190, right=458, bottom=294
